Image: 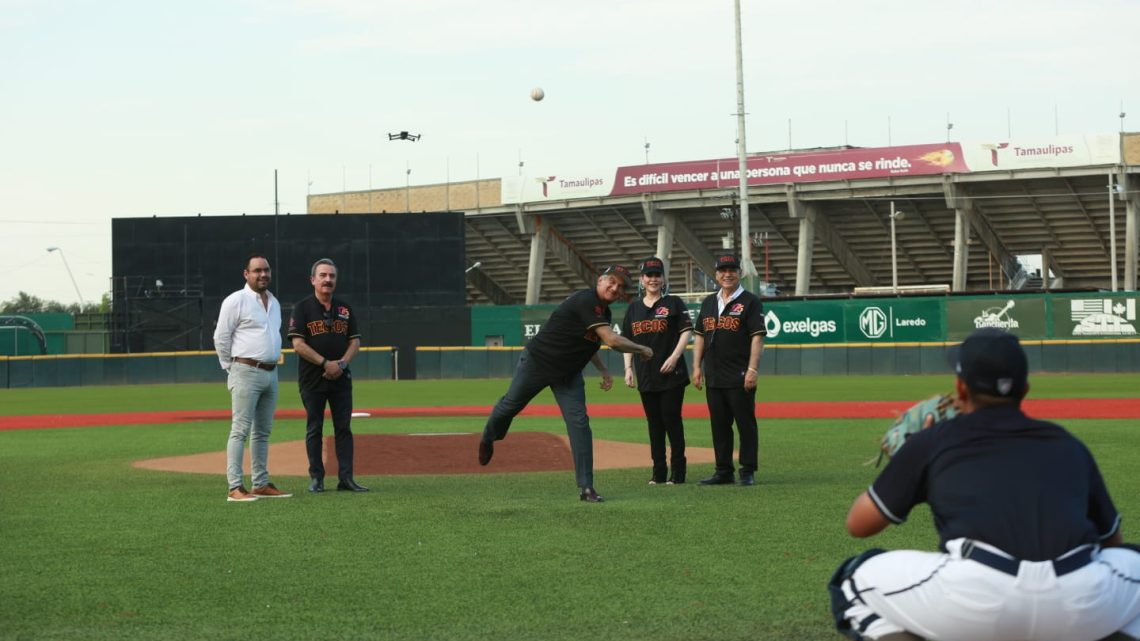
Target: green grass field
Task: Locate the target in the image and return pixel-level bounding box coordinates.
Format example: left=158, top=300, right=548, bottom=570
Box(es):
left=1, top=374, right=1138, bottom=641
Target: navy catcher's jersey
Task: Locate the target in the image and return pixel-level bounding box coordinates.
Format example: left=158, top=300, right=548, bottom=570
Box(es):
left=693, top=290, right=766, bottom=388
left=869, top=405, right=1120, bottom=561
left=526, top=289, right=612, bottom=377
left=621, top=294, right=692, bottom=392
left=287, top=295, right=361, bottom=391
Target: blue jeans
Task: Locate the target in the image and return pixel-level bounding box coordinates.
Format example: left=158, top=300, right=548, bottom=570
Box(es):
left=226, top=364, right=278, bottom=489
left=483, top=350, right=596, bottom=489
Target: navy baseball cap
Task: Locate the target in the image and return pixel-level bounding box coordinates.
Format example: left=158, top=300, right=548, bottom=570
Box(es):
left=640, top=257, right=665, bottom=275
left=715, top=253, right=740, bottom=270
left=947, top=328, right=1028, bottom=398
left=599, top=264, right=632, bottom=287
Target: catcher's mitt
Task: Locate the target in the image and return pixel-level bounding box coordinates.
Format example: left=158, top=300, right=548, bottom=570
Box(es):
left=873, top=394, right=957, bottom=466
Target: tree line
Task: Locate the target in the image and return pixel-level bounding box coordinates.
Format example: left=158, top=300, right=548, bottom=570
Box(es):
left=1, top=292, right=110, bottom=315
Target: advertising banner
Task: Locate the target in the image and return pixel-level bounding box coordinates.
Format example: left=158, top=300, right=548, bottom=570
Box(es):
left=761, top=302, right=845, bottom=344
left=1051, top=296, right=1138, bottom=338
left=609, top=143, right=967, bottom=197
left=957, top=134, right=1120, bottom=173
left=502, top=134, right=1122, bottom=204
left=946, top=297, right=1047, bottom=340
left=845, top=299, right=943, bottom=343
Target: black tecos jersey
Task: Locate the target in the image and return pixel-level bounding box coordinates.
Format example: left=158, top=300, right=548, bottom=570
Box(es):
left=621, top=294, right=692, bottom=392
left=694, top=290, right=766, bottom=388
left=287, top=296, right=361, bottom=390
left=527, top=289, right=612, bottom=377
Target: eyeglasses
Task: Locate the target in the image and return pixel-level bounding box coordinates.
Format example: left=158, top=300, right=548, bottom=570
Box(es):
left=323, top=308, right=334, bottom=331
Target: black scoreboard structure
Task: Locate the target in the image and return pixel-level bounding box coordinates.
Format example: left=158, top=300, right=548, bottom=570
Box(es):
left=110, top=212, right=469, bottom=376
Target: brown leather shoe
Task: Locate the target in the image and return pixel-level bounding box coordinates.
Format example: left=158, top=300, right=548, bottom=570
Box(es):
left=227, top=486, right=259, bottom=502
left=478, top=439, right=494, bottom=466
left=251, top=483, right=293, bottom=498
left=579, top=487, right=604, bottom=503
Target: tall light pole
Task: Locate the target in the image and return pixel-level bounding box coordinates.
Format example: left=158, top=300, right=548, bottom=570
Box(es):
left=46, top=247, right=86, bottom=308
left=889, top=202, right=904, bottom=291
left=732, top=0, right=757, bottom=286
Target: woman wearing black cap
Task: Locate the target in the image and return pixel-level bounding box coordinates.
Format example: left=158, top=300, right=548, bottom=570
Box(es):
left=622, top=257, right=693, bottom=485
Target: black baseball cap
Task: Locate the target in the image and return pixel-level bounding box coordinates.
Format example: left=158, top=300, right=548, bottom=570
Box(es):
left=640, top=257, right=665, bottom=275
left=599, top=264, right=632, bottom=287
left=715, top=253, right=740, bottom=270
left=947, top=328, right=1028, bottom=398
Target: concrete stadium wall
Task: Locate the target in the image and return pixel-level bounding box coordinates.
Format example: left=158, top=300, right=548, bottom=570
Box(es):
left=307, top=179, right=502, bottom=214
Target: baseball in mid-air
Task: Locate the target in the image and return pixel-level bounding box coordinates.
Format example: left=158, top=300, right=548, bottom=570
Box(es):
left=530, top=87, right=545, bottom=102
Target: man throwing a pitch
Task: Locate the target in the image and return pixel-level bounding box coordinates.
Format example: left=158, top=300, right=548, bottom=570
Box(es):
left=478, top=265, right=652, bottom=502
left=830, top=328, right=1140, bottom=641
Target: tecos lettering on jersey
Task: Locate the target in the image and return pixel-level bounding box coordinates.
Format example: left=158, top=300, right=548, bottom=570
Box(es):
left=703, top=315, right=742, bottom=332
left=632, top=319, right=670, bottom=335
left=306, top=319, right=348, bottom=335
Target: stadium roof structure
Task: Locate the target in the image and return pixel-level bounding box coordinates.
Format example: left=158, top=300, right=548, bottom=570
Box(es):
left=310, top=133, right=1140, bottom=305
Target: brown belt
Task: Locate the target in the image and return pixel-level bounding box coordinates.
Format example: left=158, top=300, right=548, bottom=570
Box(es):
left=232, top=357, right=276, bottom=371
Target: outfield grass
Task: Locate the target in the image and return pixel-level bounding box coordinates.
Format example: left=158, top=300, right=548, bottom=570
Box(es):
left=1, top=375, right=1137, bottom=640
left=2, top=371, right=1136, bottom=415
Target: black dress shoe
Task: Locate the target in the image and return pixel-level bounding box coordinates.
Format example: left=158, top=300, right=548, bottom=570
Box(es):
left=309, top=478, right=325, bottom=493
left=698, top=474, right=735, bottom=486
left=478, top=439, right=494, bottom=466
left=579, top=487, right=604, bottom=503
left=737, top=472, right=756, bottom=486
left=336, top=479, right=369, bottom=492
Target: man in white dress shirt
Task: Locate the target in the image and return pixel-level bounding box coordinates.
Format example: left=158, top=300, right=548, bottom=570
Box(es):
left=213, top=253, right=292, bottom=502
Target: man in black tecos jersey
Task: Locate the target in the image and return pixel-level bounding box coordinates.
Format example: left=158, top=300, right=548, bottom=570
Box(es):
left=478, top=265, right=653, bottom=502
left=622, top=256, right=693, bottom=485
left=287, top=258, right=367, bottom=494
left=691, top=253, right=767, bottom=487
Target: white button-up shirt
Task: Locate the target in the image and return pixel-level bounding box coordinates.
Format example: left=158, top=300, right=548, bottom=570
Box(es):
left=717, top=284, right=745, bottom=315
left=213, top=284, right=282, bottom=370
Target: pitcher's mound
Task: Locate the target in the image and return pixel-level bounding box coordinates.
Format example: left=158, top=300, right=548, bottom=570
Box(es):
left=134, top=432, right=715, bottom=477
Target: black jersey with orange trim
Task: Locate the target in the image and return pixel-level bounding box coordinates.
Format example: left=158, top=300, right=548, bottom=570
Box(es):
left=694, top=289, right=766, bottom=388
left=287, top=295, right=361, bottom=391
left=622, top=294, right=692, bottom=392
left=526, top=288, right=612, bottom=377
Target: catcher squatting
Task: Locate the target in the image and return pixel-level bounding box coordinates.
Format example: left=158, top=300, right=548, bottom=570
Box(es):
left=830, top=328, right=1140, bottom=641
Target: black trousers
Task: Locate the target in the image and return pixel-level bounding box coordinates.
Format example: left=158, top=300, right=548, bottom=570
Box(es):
left=638, top=385, right=687, bottom=482
left=301, top=384, right=354, bottom=482
left=705, top=385, right=758, bottom=475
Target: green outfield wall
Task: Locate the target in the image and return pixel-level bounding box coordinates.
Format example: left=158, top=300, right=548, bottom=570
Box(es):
left=4, top=292, right=1138, bottom=387
left=471, top=292, right=1140, bottom=347
left=0, top=347, right=396, bottom=389
left=416, top=339, right=1140, bottom=379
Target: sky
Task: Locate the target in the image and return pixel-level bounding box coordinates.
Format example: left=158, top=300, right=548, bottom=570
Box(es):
left=2, top=0, right=1138, bottom=305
